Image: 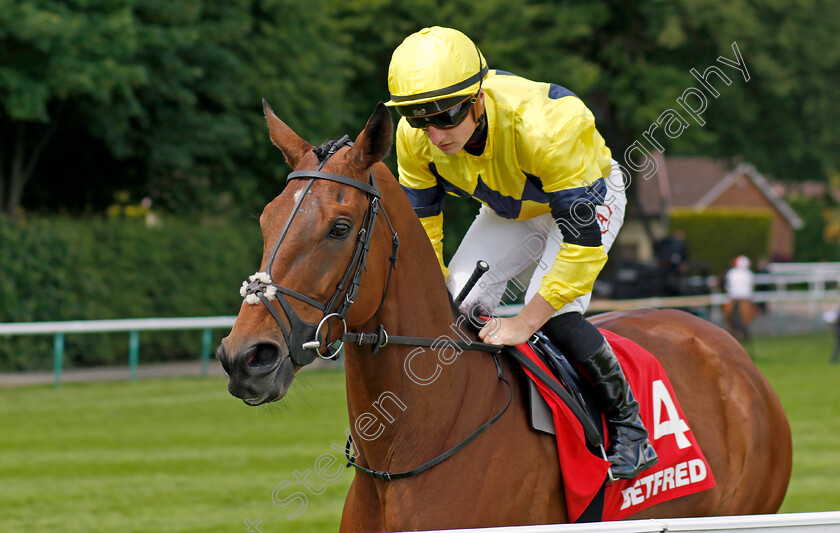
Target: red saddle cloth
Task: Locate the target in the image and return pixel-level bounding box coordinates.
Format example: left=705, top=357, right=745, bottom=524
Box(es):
left=518, top=329, right=716, bottom=522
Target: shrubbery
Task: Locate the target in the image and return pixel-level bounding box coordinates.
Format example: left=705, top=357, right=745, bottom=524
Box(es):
left=669, top=208, right=773, bottom=275
left=788, top=197, right=840, bottom=262
left=0, top=216, right=262, bottom=371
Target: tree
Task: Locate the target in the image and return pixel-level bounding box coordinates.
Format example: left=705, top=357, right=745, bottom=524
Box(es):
left=0, top=0, right=352, bottom=217
left=0, top=0, right=145, bottom=215
left=327, top=0, right=840, bottom=180
left=2, top=0, right=837, bottom=217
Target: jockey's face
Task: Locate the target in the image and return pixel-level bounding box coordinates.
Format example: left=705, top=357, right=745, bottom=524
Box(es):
left=423, top=91, right=485, bottom=156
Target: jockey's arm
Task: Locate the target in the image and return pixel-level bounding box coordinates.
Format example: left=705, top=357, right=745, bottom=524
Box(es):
left=395, top=122, right=449, bottom=276
left=479, top=213, right=607, bottom=346
left=481, top=103, right=610, bottom=345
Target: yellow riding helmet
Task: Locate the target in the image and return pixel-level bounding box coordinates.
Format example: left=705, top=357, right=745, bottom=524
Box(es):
left=385, top=26, right=488, bottom=108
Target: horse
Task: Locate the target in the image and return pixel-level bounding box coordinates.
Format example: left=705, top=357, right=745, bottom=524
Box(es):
left=217, top=102, right=792, bottom=531
left=722, top=298, right=758, bottom=343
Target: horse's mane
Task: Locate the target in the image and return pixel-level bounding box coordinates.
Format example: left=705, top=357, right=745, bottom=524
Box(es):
left=312, top=137, right=350, bottom=164
left=447, top=290, right=495, bottom=343
left=445, top=290, right=459, bottom=317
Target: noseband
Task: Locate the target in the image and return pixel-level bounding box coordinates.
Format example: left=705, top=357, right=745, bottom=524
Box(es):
left=240, top=136, right=399, bottom=366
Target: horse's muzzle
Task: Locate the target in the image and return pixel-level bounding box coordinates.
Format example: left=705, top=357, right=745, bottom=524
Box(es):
left=218, top=340, right=296, bottom=405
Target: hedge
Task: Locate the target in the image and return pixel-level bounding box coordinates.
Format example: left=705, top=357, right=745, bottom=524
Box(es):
left=787, top=197, right=840, bottom=262
left=0, top=216, right=263, bottom=371
left=669, top=208, right=773, bottom=275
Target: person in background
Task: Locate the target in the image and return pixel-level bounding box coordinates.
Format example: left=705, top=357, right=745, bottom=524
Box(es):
left=724, top=255, right=756, bottom=342
left=656, top=230, right=689, bottom=296
left=823, top=303, right=840, bottom=364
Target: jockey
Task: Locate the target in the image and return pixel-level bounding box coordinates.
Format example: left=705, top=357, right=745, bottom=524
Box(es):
left=385, top=26, right=657, bottom=480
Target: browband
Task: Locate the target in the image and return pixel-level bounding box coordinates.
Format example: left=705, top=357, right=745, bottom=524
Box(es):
left=287, top=170, right=380, bottom=198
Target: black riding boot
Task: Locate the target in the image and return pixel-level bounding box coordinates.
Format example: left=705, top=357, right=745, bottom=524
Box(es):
left=574, top=341, right=658, bottom=480
left=541, top=312, right=658, bottom=480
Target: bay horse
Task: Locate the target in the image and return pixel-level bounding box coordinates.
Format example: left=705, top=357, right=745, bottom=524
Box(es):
left=722, top=298, right=758, bottom=343
left=217, top=102, right=792, bottom=531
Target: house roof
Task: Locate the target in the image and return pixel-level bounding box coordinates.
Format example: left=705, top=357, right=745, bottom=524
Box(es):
left=636, top=156, right=803, bottom=229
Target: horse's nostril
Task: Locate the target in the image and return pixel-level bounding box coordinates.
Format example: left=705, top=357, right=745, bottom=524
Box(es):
left=217, top=345, right=232, bottom=375
left=243, top=342, right=282, bottom=371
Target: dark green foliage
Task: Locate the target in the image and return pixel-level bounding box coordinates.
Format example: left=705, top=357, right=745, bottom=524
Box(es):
left=441, top=197, right=480, bottom=263
left=789, top=198, right=840, bottom=263
left=322, top=0, right=840, bottom=261
left=3, top=0, right=838, bottom=220
left=0, top=216, right=262, bottom=370
left=0, top=1, right=838, bottom=367
left=669, top=208, right=772, bottom=274
left=0, top=0, right=351, bottom=216
left=326, top=0, right=840, bottom=182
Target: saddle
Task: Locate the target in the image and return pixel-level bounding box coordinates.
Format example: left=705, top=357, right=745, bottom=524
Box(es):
left=503, top=332, right=604, bottom=452
left=516, top=333, right=610, bottom=523
left=524, top=332, right=599, bottom=437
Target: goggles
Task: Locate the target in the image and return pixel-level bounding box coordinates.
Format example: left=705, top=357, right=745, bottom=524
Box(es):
left=395, top=93, right=476, bottom=130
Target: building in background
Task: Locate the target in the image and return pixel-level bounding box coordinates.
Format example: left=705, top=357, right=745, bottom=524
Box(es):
left=618, top=156, right=804, bottom=263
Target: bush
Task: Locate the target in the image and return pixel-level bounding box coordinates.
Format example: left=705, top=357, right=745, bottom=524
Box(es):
left=0, top=216, right=262, bottom=371
left=787, top=197, right=840, bottom=262
left=669, top=208, right=773, bottom=275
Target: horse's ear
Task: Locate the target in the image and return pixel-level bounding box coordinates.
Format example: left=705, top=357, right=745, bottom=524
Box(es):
left=350, top=102, right=393, bottom=169
left=263, top=98, right=312, bottom=168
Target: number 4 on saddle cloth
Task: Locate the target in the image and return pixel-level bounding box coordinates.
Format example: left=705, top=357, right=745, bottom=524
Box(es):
left=513, top=329, right=716, bottom=523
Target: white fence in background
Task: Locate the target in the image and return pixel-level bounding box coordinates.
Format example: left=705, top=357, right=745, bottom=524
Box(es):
left=3, top=262, right=840, bottom=386
left=585, top=263, right=840, bottom=332
left=0, top=316, right=237, bottom=386
left=418, top=511, right=840, bottom=532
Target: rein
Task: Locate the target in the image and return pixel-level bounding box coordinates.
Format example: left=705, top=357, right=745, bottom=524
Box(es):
left=344, top=353, right=512, bottom=481
left=240, top=136, right=508, bottom=481
left=240, top=136, right=502, bottom=364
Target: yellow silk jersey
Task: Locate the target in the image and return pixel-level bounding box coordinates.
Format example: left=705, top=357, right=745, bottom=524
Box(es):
left=396, top=69, right=614, bottom=309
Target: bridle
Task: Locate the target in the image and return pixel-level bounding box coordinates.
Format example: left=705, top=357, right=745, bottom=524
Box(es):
left=238, top=134, right=606, bottom=482
left=241, top=135, right=508, bottom=367
left=238, top=135, right=548, bottom=483
left=240, top=135, right=399, bottom=367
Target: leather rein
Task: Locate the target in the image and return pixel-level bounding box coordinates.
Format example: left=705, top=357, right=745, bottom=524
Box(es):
left=240, top=136, right=510, bottom=481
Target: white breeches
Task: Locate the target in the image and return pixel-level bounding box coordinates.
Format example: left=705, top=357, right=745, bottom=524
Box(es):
left=447, top=159, right=627, bottom=316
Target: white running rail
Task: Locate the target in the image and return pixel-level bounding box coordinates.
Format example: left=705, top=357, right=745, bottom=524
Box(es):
left=416, top=511, right=840, bottom=532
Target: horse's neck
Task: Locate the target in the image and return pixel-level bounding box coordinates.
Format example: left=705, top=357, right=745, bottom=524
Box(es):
left=343, top=172, right=490, bottom=473
left=343, top=247, right=468, bottom=411
left=343, top=297, right=483, bottom=476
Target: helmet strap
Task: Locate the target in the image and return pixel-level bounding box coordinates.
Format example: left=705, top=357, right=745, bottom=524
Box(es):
left=469, top=90, right=484, bottom=121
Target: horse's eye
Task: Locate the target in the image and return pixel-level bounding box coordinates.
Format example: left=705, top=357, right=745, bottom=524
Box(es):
left=329, top=221, right=352, bottom=239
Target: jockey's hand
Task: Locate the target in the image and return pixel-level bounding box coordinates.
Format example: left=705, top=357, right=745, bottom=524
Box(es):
left=478, top=294, right=558, bottom=346
left=478, top=315, right=535, bottom=346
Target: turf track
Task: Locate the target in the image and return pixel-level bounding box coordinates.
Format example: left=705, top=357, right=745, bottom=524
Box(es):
left=0, top=332, right=837, bottom=532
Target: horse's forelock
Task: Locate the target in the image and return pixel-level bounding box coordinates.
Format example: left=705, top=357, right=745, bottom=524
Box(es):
left=312, top=138, right=346, bottom=164
left=308, top=139, right=370, bottom=179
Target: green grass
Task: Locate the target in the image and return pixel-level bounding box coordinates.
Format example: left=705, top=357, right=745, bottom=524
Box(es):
left=0, top=370, right=353, bottom=533
left=750, top=332, right=840, bottom=513
left=0, top=333, right=838, bottom=532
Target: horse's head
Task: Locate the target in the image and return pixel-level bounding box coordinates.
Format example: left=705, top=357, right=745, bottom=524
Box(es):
left=218, top=100, right=393, bottom=405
